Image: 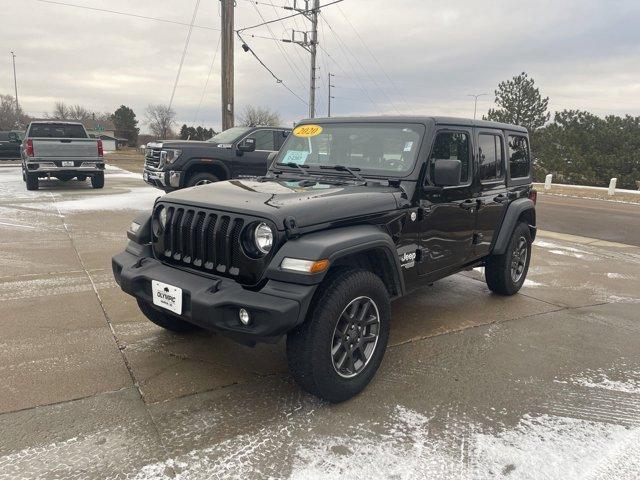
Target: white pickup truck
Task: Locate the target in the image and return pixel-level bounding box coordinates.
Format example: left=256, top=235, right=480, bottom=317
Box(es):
left=21, top=121, right=105, bottom=190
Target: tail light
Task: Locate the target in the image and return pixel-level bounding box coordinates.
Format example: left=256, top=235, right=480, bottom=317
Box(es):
left=529, top=189, right=537, bottom=205
left=25, top=139, right=34, bottom=157
left=97, top=139, right=104, bottom=157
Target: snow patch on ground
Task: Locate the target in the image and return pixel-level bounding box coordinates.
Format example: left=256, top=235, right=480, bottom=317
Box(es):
left=48, top=187, right=159, bottom=213
left=606, top=272, right=636, bottom=280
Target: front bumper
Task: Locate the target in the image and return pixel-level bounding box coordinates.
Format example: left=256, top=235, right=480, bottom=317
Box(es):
left=143, top=167, right=181, bottom=190
left=112, top=246, right=316, bottom=343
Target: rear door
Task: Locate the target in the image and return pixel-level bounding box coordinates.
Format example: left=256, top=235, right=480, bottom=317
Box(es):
left=0, top=132, right=10, bottom=157
left=418, top=127, right=477, bottom=277
left=471, top=128, right=509, bottom=259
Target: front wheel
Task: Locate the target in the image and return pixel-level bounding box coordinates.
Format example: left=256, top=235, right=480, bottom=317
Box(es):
left=187, top=172, right=219, bottom=187
left=286, top=269, right=390, bottom=402
left=485, top=222, right=532, bottom=295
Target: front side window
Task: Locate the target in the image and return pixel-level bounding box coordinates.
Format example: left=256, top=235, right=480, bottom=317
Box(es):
left=430, top=131, right=471, bottom=183
left=249, top=130, right=276, bottom=151
left=508, top=135, right=530, bottom=178
left=275, top=123, right=425, bottom=176
left=478, top=134, right=504, bottom=181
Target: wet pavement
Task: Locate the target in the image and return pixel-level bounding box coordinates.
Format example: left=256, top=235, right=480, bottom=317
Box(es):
left=0, top=165, right=639, bottom=479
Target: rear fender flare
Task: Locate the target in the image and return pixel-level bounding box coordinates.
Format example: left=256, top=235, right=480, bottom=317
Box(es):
left=492, top=198, right=536, bottom=255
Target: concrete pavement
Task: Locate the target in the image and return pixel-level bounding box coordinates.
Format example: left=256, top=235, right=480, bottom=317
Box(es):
left=0, top=166, right=639, bottom=479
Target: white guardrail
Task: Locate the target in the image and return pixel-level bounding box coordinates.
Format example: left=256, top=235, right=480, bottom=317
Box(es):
left=538, top=175, right=640, bottom=196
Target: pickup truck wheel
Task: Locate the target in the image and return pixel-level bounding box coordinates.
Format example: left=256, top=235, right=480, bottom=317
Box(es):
left=136, top=299, right=197, bottom=333
left=485, top=222, right=532, bottom=295
left=91, top=172, right=104, bottom=189
left=286, top=269, right=390, bottom=402
left=187, top=172, right=219, bottom=187
left=25, top=172, right=39, bottom=190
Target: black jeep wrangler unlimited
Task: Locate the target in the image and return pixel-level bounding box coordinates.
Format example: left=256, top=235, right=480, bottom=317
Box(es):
left=143, top=126, right=291, bottom=192
left=113, top=116, right=536, bottom=402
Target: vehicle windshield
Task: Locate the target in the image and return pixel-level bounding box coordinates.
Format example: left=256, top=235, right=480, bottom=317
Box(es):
left=28, top=123, right=87, bottom=138
left=274, top=123, right=425, bottom=176
left=208, top=127, right=251, bottom=144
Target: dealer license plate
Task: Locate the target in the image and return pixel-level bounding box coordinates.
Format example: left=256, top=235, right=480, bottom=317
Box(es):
left=62, top=161, right=74, bottom=167
left=151, top=280, right=183, bottom=315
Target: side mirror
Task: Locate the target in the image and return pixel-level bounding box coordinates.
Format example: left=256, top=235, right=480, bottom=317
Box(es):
left=237, top=137, right=256, bottom=153
left=432, top=159, right=462, bottom=187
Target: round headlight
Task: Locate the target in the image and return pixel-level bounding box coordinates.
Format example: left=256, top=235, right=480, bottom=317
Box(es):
left=254, top=222, right=273, bottom=254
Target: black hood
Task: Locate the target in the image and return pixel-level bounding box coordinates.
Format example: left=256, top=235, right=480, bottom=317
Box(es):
left=157, top=140, right=229, bottom=149
left=161, top=178, right=402, bottom=230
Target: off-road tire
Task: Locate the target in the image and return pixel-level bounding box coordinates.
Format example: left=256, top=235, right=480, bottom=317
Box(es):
left=91, top=172, right=104, bottom=189
left=26, top=172, right=39, bottom=190
left=187, top=172, right=220, bottom=187
left=286, top=269, right=390, bottom=403
left=137, top=299, right=197, bottom=333
left=485, top=222, right=532, bottom=295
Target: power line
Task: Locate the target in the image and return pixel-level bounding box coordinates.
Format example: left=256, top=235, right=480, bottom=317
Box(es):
left=194, top=32, right=223, bottom=125
left=236, top=0, right=343, bottom=32
left=236, top=31, right=308, bottom=105
left=336, top=5, right=414, bottom=114
left=35, top=0, right=219, bottom=31
left=168, top=0, right=201, bottom=110
left=321, top=15, right=401, bottom=114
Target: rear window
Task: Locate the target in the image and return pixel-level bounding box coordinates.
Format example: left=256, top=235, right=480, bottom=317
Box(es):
left=508, top=135, right=531, bottom=178
left=29, top=123, right=87, bottom=138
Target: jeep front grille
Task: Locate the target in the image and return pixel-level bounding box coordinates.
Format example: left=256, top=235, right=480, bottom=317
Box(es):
left=152, top=203, right=275, bottom=285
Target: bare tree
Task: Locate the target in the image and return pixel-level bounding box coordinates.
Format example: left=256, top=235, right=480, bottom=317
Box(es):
left=145, top=104, right=176, bottom=139
left=51, top=101, right=71, bottom=120
left=0, top=94, right=26, bottom=130
left=238, top=105, right=282, bottom=127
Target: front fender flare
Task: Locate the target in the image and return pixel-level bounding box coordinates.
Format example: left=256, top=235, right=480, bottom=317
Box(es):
left=266, top=225, right=405, bottom=294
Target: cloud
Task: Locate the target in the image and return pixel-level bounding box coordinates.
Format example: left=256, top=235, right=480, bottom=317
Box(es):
left=1, top=0, right=640, bottom=132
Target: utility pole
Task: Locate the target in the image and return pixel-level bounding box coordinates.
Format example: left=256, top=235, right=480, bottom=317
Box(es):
left=10, top=51, right=19, bottom=113
left=283, top=0, right=320, bottom=118
left=327, top=72, right=335, bottom=117
left=221, top=0, right=234, bottom=130
left=467, top=93, right=488, bottom=120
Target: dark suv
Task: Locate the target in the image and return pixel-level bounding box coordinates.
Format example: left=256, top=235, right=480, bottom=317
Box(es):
left=143, top=126, right=291, bottom=191
left=113, top=116, right=536, bottom=402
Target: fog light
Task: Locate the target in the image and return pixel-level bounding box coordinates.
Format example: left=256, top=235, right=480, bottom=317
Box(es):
left=239, top=308, right=251, bottom=325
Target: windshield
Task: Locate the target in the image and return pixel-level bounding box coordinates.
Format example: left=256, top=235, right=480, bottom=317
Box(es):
left=208, top=126, right=251, bottom=144
left=274, top=123, right=425, bottom=176
left=28, top=123, right=87, bottom=138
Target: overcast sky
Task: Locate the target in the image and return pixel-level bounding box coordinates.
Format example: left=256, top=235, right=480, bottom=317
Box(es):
left=2, top=0, right=640, bottom=133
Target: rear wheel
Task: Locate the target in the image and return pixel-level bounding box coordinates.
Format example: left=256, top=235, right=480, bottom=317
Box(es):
left=485, top=222, right=532, bottom=295
left=26, top=172, right=39, bottom=190
left=137, top=299, right=197, bottom=333
left=91, top=172, right=104, bottom=189
left=286, top=269, right=390, bottom=402
left=187, top=172, right=219, bottom=187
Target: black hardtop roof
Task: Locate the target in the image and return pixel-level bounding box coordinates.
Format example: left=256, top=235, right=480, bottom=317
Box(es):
left=297, top=116, right=528, bottom=133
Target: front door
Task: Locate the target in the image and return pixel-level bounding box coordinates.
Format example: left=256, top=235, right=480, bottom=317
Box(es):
left=472, top=129, right=509, bottom=259
left=418, top=128, right=477, bottom=277
left=233, top=129, right=278, bottom=177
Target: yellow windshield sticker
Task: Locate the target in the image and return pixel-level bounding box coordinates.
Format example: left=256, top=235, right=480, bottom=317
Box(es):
left=293, top=124, right=323, bottom=137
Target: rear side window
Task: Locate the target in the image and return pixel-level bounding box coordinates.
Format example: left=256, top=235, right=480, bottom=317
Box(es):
left=478, top=134, right=504, bottom=181
left=508, top=135, right=531, bottom=178
left=28, top=123, right=87, bottom=138
left=0, top=132, right=8, bottom=141
left=430, top=131, right=471, bottom=183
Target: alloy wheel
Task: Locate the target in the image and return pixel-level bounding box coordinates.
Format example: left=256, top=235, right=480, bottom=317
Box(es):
left=510, top=236, right=529, bottom=283
left=331, top=296, right=380, bottom=378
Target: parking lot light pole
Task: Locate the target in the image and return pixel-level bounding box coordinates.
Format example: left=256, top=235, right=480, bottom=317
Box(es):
left=10, top=51, right=19, bottom=114
left=467, top=93, right=488, bottom=119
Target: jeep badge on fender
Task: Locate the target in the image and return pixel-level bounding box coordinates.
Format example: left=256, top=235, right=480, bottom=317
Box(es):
left=113, top=116, right=536, bottom=402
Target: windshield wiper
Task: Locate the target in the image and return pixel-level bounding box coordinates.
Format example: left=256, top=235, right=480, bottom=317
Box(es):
left=319, top=164, right=365, bottom=182
left=275, top=162, right=311, bottom=177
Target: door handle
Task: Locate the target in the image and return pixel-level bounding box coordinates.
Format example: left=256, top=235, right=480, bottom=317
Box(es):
left=460, top=199, right=476, bottom=210
left=493, top=194, right=508, bottom=203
